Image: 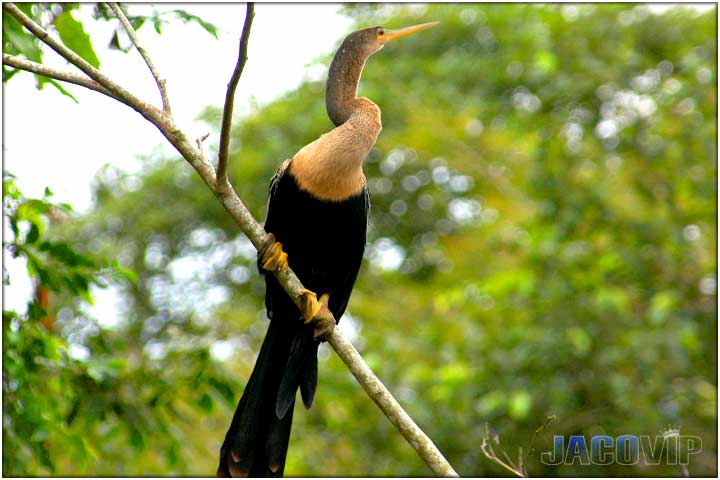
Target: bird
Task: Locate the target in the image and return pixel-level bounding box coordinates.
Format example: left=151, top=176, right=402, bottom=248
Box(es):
left=218, top=21, right=438, bottom=477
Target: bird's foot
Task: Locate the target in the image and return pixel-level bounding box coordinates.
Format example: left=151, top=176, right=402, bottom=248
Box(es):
left=258, top=233, right=289, bottom=272
left=299, top=288, right=335, bottom=339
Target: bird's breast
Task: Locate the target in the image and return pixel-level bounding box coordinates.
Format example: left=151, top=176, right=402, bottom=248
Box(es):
left=269, top=170, right=368, bottom=293
left=289, top=111, right=380, bottom=202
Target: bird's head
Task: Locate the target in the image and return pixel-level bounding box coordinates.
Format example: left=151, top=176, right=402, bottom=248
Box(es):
left=326, top=20, right=438, bottom=126
left=344, top=21, right=439, bottom=58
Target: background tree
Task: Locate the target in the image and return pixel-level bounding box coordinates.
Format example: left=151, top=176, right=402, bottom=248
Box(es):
left=4, top=3, right=717, bottom=476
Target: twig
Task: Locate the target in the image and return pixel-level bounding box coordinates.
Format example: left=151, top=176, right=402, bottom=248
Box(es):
left=216, top=3, right=254, bottom=192
left=480, top=424, right=526, bottom=477
left=196, top=132, right=210, bottom=150
left=107, top=3, right=171, bottom=114
left=481, top=415, right=557, bottom=478
left=6, top=4, right=459, bottom=477
left=2, top=53, right=127, bottom=105
left=522, top=414, right=556, bottom=467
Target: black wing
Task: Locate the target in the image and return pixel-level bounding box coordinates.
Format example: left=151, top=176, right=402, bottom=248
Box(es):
left=261, top=159, right=368, bottom=322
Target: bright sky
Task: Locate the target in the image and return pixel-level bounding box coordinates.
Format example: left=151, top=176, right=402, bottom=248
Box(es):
left=3, top=4, right=353, bottom=313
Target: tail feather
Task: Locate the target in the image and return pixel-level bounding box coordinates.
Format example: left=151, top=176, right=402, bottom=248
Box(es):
left=299, top=349, right=318, bottom=409
left=264, top=403, right=295, bottom=474
left=276, top=334, right=319, bottom=418
left=218, top=317, right=306, bottom=477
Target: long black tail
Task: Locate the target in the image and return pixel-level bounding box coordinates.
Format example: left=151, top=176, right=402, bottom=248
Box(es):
left=218, top=315, right=319, bottom=477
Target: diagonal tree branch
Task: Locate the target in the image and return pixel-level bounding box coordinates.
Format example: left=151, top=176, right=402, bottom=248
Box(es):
left=2, top=53, right=128, bottom=105
left=217, top=3, right=254, bottom=192
left=4, top=4, right=459, bottom=477
left=328, top=329, right=459, bottom=476
left=107, top=2, right=171, bottom=114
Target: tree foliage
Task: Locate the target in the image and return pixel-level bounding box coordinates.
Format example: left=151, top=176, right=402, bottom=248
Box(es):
left=3, top=3, right=717, bottom=476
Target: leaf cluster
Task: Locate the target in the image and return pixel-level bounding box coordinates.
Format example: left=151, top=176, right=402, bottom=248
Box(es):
left=2, top=176, right=238, bottom=475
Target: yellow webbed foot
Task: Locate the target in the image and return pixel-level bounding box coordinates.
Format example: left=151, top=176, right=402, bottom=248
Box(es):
left=258, top=233, right=289, bottom=273
left=298, top=288, right=335, bottom=339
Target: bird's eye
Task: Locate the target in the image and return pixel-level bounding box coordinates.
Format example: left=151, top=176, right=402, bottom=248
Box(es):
left=377, top=29, right=385, bottom=37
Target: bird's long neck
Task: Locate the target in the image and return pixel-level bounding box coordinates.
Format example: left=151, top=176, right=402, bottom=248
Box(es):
left=290, top=37, right=381, bottom=201
left=326, top=38, right=370, bottom=126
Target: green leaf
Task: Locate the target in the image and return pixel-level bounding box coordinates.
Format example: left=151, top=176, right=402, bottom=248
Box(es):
left=26, top=222, right=40, bottom=244
left=54, top=11, right=101, bottom=69
left=166, top=443, right=179, bottom=466
left=534, top=50, right=558, bottom=75
left=3, top=13, right=43, bottom=61
left=47, top=79, right=79, bottom=103
left=87, top=359, right=121, bottom=383
left=3, top=65, right=20, bottom=82
left=197, top=392, right=214, bottom=412
left=170, top=9, right=219, bottom=39
left=648, top=291, right=677, bottom=326
left=153, top=18, right=164, bottom=35
left=129, top=427, right=145, bottom=451
left=208, top=376, right=236, bottom=407
left=108, top=30, right=123, bottom=51
left=27, top=302, right=47, bottom=322
left=3, top=177, right=21, bottom=199
left=37, top=77, right=79, bottom=103
left=18, top=199, right=50, bottom=217
left=476, top=390, right=505, bottom=415
left=508, top=391, right=532, bottom=420
left=129, top=16, right=146, bottom=32
left=566, top=327, right=592, bottom=356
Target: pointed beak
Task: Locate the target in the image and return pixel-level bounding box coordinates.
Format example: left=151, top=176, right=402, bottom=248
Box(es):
left=382, top=21, right=439, bottom=43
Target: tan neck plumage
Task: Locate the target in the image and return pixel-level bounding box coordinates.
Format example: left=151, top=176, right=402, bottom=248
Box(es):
left=290, top=97, right=381, bottom=201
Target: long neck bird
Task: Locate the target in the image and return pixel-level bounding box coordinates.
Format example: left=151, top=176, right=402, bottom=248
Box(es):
left=218, top=20, right=437, bottom=477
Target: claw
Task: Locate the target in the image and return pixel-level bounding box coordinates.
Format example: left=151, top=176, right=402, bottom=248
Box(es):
left=259, top=233, right=288, bottom=272
left=298, top=289, right=335, bottom=339
left=299, top=288, right=321, bottom=321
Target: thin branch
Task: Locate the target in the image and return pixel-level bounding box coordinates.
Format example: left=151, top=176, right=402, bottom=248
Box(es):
left=2, top=53, right=128, bottom=105
left=9, top=4, right=459, bottom=477
left=327, top=329, right=459, bottom=476
left=216, top=3, right=254, bottom=191
left=196, top=132, right=210, bottom=150
left=107, top=3, right=171, bottom=114
left=522, top=414, right=556, bottom=467
left=481, top=416, right=557, bottom=478
left=480, top=424, right=526, bottom=478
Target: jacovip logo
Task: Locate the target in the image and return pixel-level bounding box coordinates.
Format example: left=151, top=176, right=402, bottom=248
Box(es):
left=541, top=429, right=702, bottom=466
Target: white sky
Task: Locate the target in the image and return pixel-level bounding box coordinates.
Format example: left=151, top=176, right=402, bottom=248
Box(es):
left=3, top=3, right=352, bottom=313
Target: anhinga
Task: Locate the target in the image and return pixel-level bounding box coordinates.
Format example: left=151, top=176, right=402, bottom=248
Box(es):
left=218, top=21, right=437, bottom=477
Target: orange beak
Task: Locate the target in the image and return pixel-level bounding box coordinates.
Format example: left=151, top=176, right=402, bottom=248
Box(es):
left=382, top=21, right=439, bottom=43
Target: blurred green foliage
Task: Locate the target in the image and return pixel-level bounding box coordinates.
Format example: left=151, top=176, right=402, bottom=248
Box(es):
left=3, top=3, right=717, bottom=477
left=3, top=175, right=239, bottom=476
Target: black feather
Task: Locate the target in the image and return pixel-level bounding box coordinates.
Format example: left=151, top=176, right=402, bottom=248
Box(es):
left=299, top=344, right=319, bottom=409
left=219, top=163, right=368, bottom=477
